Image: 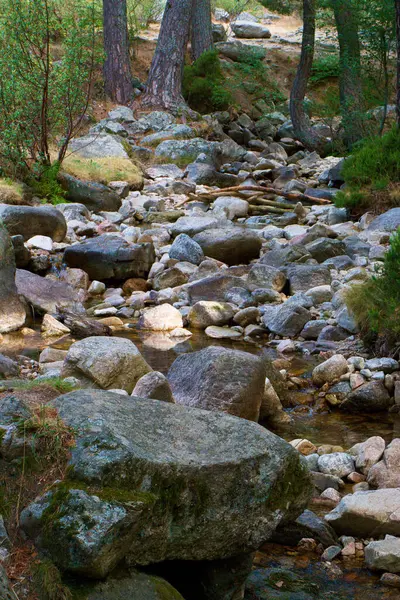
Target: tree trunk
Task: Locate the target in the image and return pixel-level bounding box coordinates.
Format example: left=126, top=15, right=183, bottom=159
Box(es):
left=396, top=0, right=400, bottom=126
left=331, top=0, right=364, bottom=147
left=191, top=0, right=214, bottom=62
left=103, top=0, right=133, bottom=104
left=290, top=0, right=326, bottom=153
left=141, top=0, right=193, bottom=111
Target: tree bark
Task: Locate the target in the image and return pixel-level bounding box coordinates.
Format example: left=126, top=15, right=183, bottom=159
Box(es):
left=191, top=0, right=214, bottom=62
left=290, top=0, right=326, bottom=153
left=103, top=0, right=133, bottom=104
left=331, top=0, right=364, bottom=147
left=396, top=0, right=400, bottom=126
left=141, top=0, right=193, bottom=111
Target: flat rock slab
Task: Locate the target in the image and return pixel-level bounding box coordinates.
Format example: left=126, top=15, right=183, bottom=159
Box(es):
left=16, top=269, right=80, bottom=314
left=193, top=228, right=261, bottom=266
left=0, top=204, right=66, bottom=241
left=187, top=274, right=247, bottom=303
left=64, top=234, right=155, bottom=280
left=36, top=390, right=312, bottom=570
left=325, top=489, right=400, bottom=537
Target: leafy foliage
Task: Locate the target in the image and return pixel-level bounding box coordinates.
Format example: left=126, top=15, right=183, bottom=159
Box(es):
left=0, top=0, right=98, bottom=179
left=334, top=129, right=400, bottom=211
left=346, top=229, right=400, bottom=357
left=310, top=53, right=340, bottom=84
left=183, top=50, right=233, bottom=112
left=29, top=163, right=67, bottom=205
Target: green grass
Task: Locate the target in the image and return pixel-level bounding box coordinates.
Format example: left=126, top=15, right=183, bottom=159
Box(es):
left=9, top=377, right=77, bottom=394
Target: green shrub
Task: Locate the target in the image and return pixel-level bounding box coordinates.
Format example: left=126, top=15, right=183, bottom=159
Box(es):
left=334, top=128, right=400, bottom=212
left=183, top=50, right=233, bottom=112
left=346, top=228, right=400, bottom=356
left=29, top=163, right=66, bottom=205
left=310, top=53, right=340, bottom=84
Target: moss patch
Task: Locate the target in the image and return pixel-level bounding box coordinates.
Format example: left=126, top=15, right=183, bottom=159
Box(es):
left=61, top=156, right=143, bottom=187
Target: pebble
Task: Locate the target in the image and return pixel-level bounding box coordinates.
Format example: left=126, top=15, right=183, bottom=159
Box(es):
left=322, top=545, right=342, bottom=561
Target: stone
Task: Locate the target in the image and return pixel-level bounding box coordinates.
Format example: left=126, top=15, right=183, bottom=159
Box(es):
left=185, top=163, right=239, bottom=188
left=70, top=570, right=186, bottom=600
left=138, top=305, right=183, bottom=331
left=59, top=173, right=125, bottom=212
left=168, top=346, right=267, bottom=422
left=213, top=196, right=249, bottom=219
left=260, top=378, right=290, bottom=426
left=290, top=439, right=317, bottom=456
left=132, top=371, right=174, bottom=403
left=312, top=472, right=343, bottom=493
left=380, top=573, right=400, bottom=588
left=26, top=235, right=53, bottom=251
left=64, top=235, right=155, bottom=281
left=171, top=216, right=224, bottom=238
left=349, top=436, right=386, bottom=475
left=301, top=320, right=328, bottom=340
left=320, top=488, right=342, bottom=504
left=271, top=509, right=338, bottom=548
left=247, top=263, right=286, bottom=292
left=0, top=204, right=66, bottom=241
left=367, top=439, right=400, bottom=489
left=322, top=545, right=342, bottom=561
left=340, top=381, right=391, bottom=413
left=24, top=390, right=312, bottom=574
left=366, top=208, right=400, bottom=233
left=188, top=301, right=234, bottom=329
left=215, top=40, right=267, bottom=62
left=205, top=326, right=242, bottom=339
left=68, top=133, right=129, bottom=158
left=287, top=264, right=331, bottom=293
left=61, top=336, right=151, bottom=393
left=0, top=565, right=13, bottom=600
left=365, top=358, right=399, bottom=374
left=365, top=535, right=400, bottom=573
left=305, top=285, right=332, bottom=304
left=41, top=314, right=71, bottom=337
left=187, top=274, right=246, bottom=303
left=325, top=489, right=400, bottom=537
left=263, top=303, right=311, bottom=337
left=154, top=138, right=218, bottom=162
left=0, top=222, right=26, bottom=333
left=0, top=354, right=19, bottom=378
left=318, top=453, right=355, bottom=478
left=193, top=228, right=261, bottom=266
left=16, top=269, right=80, bottom=314
left=169, top=234, right=204, bottom=265
left=305, top=238, right=346, bottom=263
left=312, top=355, right=348, bottom=386
left=152, top=267, right=187, bottom=291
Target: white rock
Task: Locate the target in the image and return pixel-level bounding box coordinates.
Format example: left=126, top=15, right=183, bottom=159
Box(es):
left=26, top=235, right=53, bottom=251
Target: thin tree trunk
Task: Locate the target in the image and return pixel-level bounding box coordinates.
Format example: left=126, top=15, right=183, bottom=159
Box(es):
left=191, top=0, right=214, bottom=62
left=103, top=0, right=133, bottom=104
left=331, top=0, right=364, bottom=147
left=141, top=0, right=193, bottom=111
left=396, top=0, right=400, bottom=126
left=290, top=0, right=326, bottom=153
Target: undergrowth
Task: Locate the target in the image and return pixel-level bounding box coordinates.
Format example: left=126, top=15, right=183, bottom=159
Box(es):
left=334, top=128, right=400, bottom=213
left=29, top=163, right=67, bottom=205
left=183, top=49, right=233, bottom=112
left=310, top=53, right=340, bottom=85
left=346, top=228, right=400, bottom=357
left=32, top=558, right=73, bottom=600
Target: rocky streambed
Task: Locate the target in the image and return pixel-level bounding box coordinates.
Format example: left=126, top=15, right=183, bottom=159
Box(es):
left=1, top=106, right=400, bottom=598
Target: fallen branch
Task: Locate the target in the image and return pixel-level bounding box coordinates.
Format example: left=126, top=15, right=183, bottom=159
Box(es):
left=176, top=185, right=330, bottom=208
left=248, top=204, right=291, bottom=215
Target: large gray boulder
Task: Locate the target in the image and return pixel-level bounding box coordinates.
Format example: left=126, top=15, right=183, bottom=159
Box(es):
left=187, top=274, right=247, bottom=303
left=64, top=235, right=155, bottom=280
left=16, top=269, right=80, bottom=314
left=0, top=223, right=26, bottom=333
left=59, top=173, right=122, bottom=212
left=154, top=138, right=218, bottom=162
left=325, top=489, right=400, bottom=537
left=215, top=40, right=267, bottom=62
left=365, top=535, right=400, bottom=573
left=367, top=439, right=400, bottom=489
left=193, top=228, right=261, bottom=265
left=188, top=301, right=235, bottom=329
left=287, top=264, right=331, bottom=294
left=339, top=381, right=391, bottom=413
left=132, top=371, right=174, bottom=403
left=62, top=336, right=152, bottom=393
left=22, top=390, right=312, bottom=575
left=68, top=133, right=129, bottom=158
left=169, top=233, right=204, bottom=265
left=0, top=204, right=66, bottom=241
left=232, top=21, right=271, bottom=38
left=167, top=346, right=267, bottom=421
left=171, top=215, right=226, bottom=237
left=247, top=263, right=286, bottom=292
left=263, top=303, right=311, bottom=337
left=366, top=208, right=400, bottom=233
